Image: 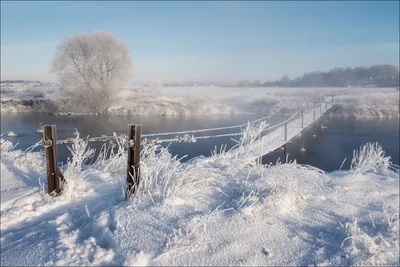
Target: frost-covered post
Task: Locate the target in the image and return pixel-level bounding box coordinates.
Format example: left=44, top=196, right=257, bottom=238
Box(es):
left=320, top=104, right=322, bottom=114
left=127, top=124, right=142, bottom=198
left=43, top=125, right=62, bottom=196
left=301, top=108, right=304, bottom=128
left=283, top=145, right=288, bottom=163
left=331, top=94, right=334, bottom=103
left=313, top=102, right=316, bottom=121
left=284, top=122, right=288, bottom=141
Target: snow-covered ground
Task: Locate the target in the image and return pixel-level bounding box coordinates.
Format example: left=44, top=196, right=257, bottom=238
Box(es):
left=0, top=87, right=238, bottom=116
left=1, top=86, right=399, bottom=118
left=1, top=121, right=399, bottom=265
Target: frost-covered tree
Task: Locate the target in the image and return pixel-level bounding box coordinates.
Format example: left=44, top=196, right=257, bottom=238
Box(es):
left=51, top=31, right=133, bottom=112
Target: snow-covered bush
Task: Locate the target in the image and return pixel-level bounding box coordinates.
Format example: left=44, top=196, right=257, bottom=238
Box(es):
left=350, top=142, right=396, bottom=176
left=1, top=138, right=16, bottom=154
left=92, top=134, right=127, bottom=179
left=62, top=137, right=96, bottom=199
left=132, top=143, right=221, bottom=209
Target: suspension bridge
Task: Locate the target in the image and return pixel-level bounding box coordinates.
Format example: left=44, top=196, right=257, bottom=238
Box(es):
left=242, top=101, right=332, bottom=163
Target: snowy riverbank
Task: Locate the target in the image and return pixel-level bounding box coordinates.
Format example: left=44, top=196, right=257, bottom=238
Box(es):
left=1, top=126, right=399, bottom=266
left=1, top=86, right=399, bottom=118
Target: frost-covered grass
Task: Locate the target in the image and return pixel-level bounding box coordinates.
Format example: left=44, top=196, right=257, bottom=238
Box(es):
left=350, top=142, right=399, bottom=177
left=1, top=112, right=399, bottom=267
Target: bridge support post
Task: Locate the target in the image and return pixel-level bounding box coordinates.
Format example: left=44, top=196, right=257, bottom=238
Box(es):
left=284, top=122, right=288, bottom=141
left=300, top=131, right=305, bottom=152
left=313, top=102, right=316, bottom=121
left=127, top=124, right=142, bottom=199
left=283, top=145, right=288, bottom=163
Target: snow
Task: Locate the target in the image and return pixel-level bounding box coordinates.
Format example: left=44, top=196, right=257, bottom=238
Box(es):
left=1, top=121, right=399, bottom=266
left=6, top=132, right=17, bottom=137
left=1, top=86, right=399, bottom=118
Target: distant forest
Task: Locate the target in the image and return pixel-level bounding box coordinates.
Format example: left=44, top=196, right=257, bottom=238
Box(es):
left=262, top=65, right=399, bottom=87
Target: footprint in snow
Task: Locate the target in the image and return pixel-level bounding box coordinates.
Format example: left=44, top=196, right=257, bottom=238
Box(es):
left=260, top=247, right=270, bottom=257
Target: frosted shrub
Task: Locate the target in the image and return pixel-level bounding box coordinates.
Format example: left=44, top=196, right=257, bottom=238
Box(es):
left=135, top=143, right=178, bottom=196
left=130, top=143, right=220, bottom=208
left=1, top=138, right=44, bottom=170
left=350, top=142, right=395, bottom=176
left=341, top=218, right=368, bottom=253
left=239, top=121, right=268, bottom=148
left=62, top=137, right=96, bottom=198
left=382, top=205, right=399, bottom=235
left=0, top=138, right=16, bottom=154
left=234, top=120, right=270, bottom=159
left=92, top=134, right=127, bottom=179
left=67, top=136, right=95, bottom=167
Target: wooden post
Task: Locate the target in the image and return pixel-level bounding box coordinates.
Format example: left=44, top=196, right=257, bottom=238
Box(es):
left=300, top=131, right=305, bottom=152
left=331, top=94, right=334, bottom=103
left=284, top=122, right=288, bottom=141
left=320, top=104, right=322, bottom=114
left=258, top=133, right=262, bottom=166
left=127, top=124, right=142, bottom=198
left=283, top=144, right=287, bottom=163
left=43, top=125, right=62, bottom=196
left=301, top=108, right=304, bottom=128
left=313, top=102, right=316, bottom=121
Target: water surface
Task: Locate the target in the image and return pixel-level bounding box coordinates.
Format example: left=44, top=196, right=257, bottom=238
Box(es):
left=2, top=113, right=398, bottom=172
left=1, top=112, right=283, bottom=164
left=261, top=117, right=399, bottom=172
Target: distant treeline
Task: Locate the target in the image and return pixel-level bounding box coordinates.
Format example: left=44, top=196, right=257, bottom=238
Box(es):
left=0, top=80, right=41, bottom=84
left=262, top=65, right=399, bottom=87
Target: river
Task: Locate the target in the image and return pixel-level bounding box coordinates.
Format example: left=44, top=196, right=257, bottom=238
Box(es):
left=1, top=113, right=398, bottom=172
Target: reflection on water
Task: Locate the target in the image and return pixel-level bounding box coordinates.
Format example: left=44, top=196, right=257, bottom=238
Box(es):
left=2, top=113, right=398, bottom=172
left=261, top=117, right=399, bottom=172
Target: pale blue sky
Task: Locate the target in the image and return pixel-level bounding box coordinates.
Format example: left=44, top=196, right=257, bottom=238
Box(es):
left=1, top=1, right=399, bottom=83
